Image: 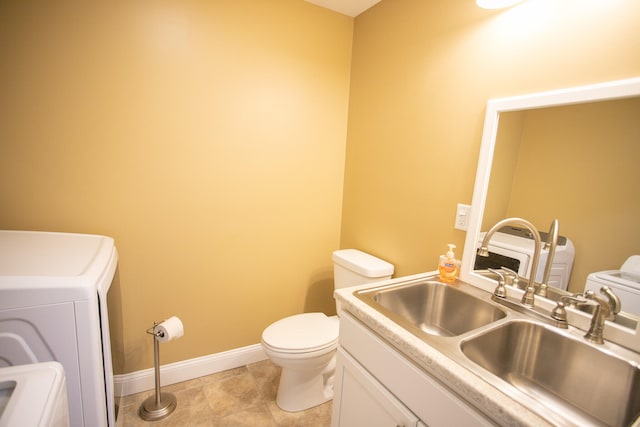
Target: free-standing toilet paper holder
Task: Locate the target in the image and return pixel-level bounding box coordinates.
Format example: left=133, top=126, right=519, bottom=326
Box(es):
left=139, top=321, right=178, bottom=421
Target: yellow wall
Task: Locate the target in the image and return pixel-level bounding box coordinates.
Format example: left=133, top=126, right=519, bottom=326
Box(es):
left=341, top=0, right=640, bottom=277
left=0, top=1, right=353, bottom=373
left=2, top=0, right=640, bottom=374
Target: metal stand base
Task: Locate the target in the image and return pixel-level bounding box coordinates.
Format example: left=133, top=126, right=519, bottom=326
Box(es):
left=139, top=392, right=177, bottom=421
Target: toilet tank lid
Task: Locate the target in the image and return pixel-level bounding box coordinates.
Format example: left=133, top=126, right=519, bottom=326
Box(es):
left=332, top=249, right=394, bottom=278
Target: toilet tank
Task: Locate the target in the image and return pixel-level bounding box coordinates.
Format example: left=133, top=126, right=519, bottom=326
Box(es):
left=332, top=249, right=394, bottom=289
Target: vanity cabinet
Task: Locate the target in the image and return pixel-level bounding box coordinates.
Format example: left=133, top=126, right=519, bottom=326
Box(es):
left=331, top=311, right=493, bottom=427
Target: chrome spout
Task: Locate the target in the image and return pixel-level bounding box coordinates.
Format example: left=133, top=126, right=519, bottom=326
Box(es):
left=538, top=219, right=559, bottom=298
left=478, top=217, right=542, bottom=307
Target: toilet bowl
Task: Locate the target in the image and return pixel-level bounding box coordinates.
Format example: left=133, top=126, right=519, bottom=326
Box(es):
left=262, top=313, right=339, bottom=412
left=261, top=249, right=393, bottom=412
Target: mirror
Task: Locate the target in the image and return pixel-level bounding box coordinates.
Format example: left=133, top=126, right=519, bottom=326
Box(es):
left=484, top=96, right=640, bottom=293
left=459, top=77, right=640, bottom=348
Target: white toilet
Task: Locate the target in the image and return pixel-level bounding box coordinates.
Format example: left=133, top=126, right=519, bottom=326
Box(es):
left=261, top=249, right=394, bottom=412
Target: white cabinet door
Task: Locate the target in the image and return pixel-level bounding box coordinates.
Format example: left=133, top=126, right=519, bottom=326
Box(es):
left=332, top=347, right=422, bottom=427
left=338, top=312, right=494, bottom=427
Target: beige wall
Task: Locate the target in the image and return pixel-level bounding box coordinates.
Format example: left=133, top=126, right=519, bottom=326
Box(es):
left=0, top=1, right=353, bottom=373
left=342, top=0, right=640, bottom=277
left=2, top=0, right=640, bottom=374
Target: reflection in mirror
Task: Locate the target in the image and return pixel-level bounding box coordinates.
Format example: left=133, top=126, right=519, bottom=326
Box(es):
left=460, top=77, right=640, bottom=326
left=485, top=97, right=640, bottom=293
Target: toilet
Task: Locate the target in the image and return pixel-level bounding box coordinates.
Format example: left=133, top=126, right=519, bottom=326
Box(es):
left=261, top=249, right=394, bottom=412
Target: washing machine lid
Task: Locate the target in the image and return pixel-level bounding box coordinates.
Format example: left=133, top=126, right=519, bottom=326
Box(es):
left=590, top=255, right=640, bottom=293
left=262, top=313, right=338, bottom=353
left=0, top=230, right=118, bottom=308
left=592, top=271, right=640, bottom=293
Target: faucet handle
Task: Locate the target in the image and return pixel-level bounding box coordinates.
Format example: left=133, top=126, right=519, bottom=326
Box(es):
left=499, top=267, right=518, bottom=286
left=551, top=294, right=590, bottom=328
left=488, top=268, right=507, bottom=298
left=550, top=300, right=568, bottom=327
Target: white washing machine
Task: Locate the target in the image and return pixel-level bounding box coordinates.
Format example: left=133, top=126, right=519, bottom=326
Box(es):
left=0, top=230, right=118, bottom=427
left=0, top=361, right=69, bottom=427
left=584, top=255, right=640, bottom=316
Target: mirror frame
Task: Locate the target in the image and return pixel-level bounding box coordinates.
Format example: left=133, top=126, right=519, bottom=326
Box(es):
left=460, top=76, right=640, bottom=293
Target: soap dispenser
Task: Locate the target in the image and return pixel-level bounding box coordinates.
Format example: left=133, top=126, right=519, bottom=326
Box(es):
left=438, top=244, right=460, bottom=284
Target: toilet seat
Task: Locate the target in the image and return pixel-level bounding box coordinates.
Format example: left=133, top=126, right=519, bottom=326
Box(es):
left=262, top=313, right=338, bottom=354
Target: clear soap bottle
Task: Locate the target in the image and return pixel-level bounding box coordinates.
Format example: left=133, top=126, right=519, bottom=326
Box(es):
left=438, top=244, right=460, bottom=283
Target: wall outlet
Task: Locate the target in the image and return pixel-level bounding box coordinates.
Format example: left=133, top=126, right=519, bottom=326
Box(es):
left=455, top=203, right=471, bottom=231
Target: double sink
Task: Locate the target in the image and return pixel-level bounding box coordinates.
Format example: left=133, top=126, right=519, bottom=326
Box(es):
left=354, top=279, right=640, bottom=427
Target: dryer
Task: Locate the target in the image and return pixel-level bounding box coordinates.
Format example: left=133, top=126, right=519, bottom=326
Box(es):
left=0, top=230, right=118, bottom=427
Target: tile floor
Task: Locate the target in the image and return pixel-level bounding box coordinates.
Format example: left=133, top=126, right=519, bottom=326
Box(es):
left=118, top=360, right=333, bottom=427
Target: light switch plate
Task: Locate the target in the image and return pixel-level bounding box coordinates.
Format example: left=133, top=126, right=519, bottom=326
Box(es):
left=455, top=203, right=471, bottom=231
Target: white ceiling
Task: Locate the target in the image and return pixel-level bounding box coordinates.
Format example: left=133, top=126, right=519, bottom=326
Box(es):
left=304, top=0, right=382, bottom=17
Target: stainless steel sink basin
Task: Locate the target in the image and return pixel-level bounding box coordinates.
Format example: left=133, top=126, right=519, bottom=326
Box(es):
left=461, top=320, right=640, bottom=427
left=355, top=280, right=506, bottom=337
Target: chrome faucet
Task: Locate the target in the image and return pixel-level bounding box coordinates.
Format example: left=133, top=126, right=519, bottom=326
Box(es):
left=584, top=286, right=621, bottom=344
left=478, top=217, right=542, bottom=307
left=538, top=219, right=559, bottom=298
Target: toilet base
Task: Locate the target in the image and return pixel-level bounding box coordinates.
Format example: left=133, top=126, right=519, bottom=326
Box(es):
left=275, top=353, right=336, bottom=412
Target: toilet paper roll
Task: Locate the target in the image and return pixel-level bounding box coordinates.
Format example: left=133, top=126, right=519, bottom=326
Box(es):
left=154, top=316, right=184, bottom=343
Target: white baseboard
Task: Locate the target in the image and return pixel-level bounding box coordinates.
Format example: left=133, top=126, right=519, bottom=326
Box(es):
left=113, top=344, right=267, bottom=397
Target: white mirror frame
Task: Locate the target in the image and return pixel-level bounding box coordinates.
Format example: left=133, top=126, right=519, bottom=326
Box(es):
left=459, top=76, right=640, bottom=351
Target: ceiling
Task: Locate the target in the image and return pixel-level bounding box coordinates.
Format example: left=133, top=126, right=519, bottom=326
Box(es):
left=304, top=0, right=382, bottom=17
